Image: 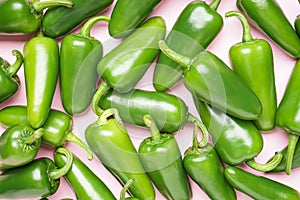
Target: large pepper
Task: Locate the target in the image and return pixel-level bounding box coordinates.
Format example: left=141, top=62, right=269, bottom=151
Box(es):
left=85, top=108, right=155, bottom=200
left=0, top=50, right=23, bottom=103
left=158, top=40, right=262, bottom=120
left=0, top=0, right=72, bottom=34
left=138, top=115, right=192, bottom=200
left=108, top=0, right=162, bottom=38
left=153, top=0, right=223, bottom=92
left=23, top=31, right=59, bottom=128
left=97, top=16, right=166, bottom=93
left=42, top=0, right=113, bottom=38
left=60, top=15, right=110, bottom=115
left=226, top=11, right=277, bottom=131
left=237, top=0, right=300, bottom=58
left=0, top=147, right=73, bottom=199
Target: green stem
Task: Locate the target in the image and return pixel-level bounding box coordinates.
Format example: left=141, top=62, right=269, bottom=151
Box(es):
left=80, top=16, right=110, bottom=37
left=32, top=0, right=73, bottom=13
left=192, top=122, right=199, bottom=150
left=143, top=115, right=161, bottom=142
left=246, top=152, right=283, bottom=172
left=92, top=81, right=111, bottom=116
left=209, top=0, right=221, bottom=10
left=50, top=148, right=73, bottom=180
left=6, top=50, right=23, bottom=77
left=187, top=114, right=209, bottom=147
left=98, top=108, right=122, bottom=126
left=285, top=134, right=299, bottom=175
left=24, top=128, right=45, bottom=144
left=120, top=179, right=135, bottom=200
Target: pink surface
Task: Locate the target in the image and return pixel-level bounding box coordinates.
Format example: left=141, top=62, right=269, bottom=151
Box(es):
left=0, top=0, right=300, bottom=199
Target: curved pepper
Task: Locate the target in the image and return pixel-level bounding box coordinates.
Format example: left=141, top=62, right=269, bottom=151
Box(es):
left=0, top=0, right=72, bottom=34
left=85, top=108, right=155, bottom=200
left=138, top=115, right=192, bottom=200
left=226, top=11, right=277, bottom=131
left=0, top=147, right=73, bottom=199
left=60, top=15, right=110, bottom=115
left=237, top=0, right=300, bottom=58
left=295, top=15, right=300, bottom=36
left=97, top=16, right=166, bottom=93
left=42, top=0, right=113, bottom=38
left=153, top=0, right=223, bottom=92
left=158, top=40, right=262, bottom=120
left=0, top=50, right=23, bottom=103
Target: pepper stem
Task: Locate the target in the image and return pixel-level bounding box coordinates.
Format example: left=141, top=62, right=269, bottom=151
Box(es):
left=98, top=108, right=123, bottom=126
left=192, top=122, right=200, bottom=150
left=92, top=81, right=111, bottom=116
left=246, top=152, right=283, bottom=172
left=50, top=148, right=73, bottom=180
left=209, top=0, right=221, bottom=10
left=143, top=115, right=161, bottom=142
left=225, top=11, right=253, bottom=42
left=187, top=114, right=209, bottom=147
left=6, top=50, right=23, bottom=77
left=80, top=16, right=110, bottom=37
left=32, top=0, right=73, bottom=13
left=285, top=134, right=299, bottom=175
left=120, top=179, right=135, bottom=200
left=24, top=128, right=45, bottom=144
left=64, top=131, right=93, bottom=160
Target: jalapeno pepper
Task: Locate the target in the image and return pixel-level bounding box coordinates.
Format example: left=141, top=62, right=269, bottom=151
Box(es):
left=60, top=15, right=110, bottom=115
left=237, top=0, right=300, bottom=58
left=97, top=16, right=166, bottom=93
left=0, top=50, right=23, bottom=103
left=153, top=0, right=223, bottom=92
left=158, top=40, right=262, bottom=120
left=138, top=115, right=192, bottom=200
left=42, top=0, right=113, bottom=38
left=224, top=166, right=300, bottom=200
left=295, top=15, right=300, bottom=36
left=0, top=147, right=73, bottom=199
left=0, top=0, right=73, bottom=34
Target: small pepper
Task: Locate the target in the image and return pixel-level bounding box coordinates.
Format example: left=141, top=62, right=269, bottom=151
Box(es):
left=0, top=50, right=23, bottom=103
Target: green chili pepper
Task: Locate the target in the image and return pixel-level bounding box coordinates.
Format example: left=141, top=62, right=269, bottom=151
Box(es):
left=108, top=0, right=162, bottom=38
left=225, top=11, right=277, bottom=131
left=224, top=166, right=300, bottom=200
left=0, top=50, right=23, bottom=103
left=0, top=124, right=44, bottom=170
left=60, top=15, right=110, bottom=115
left=85, top=108, right=155, bottom=200
left=97, top=16, right=166, bottom=93
left=183, top=123, right=236, bottom=200
left=42, top=0, right=113, bottom=38
left=0, top=147, right=73, bottom=199
left=158, top=40, right=262, bottom=120
left=138, top=115, right=192, bottom=200
left=295, top=15, right=300, bottom=36
left=237, top=0, right=300, bottom=58
left=153, top=0, right=223, bottom=92
left=23, top=31, right=59, bottom=129
left=0, top=0, right=72, bottom=34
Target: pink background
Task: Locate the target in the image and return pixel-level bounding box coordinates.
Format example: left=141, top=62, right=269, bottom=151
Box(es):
left=0, top=0, right=300, bottom=199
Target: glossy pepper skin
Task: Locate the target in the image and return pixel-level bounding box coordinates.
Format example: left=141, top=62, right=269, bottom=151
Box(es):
left=0, top=148, right=73, bottom=199
left=97, top=16, right=166, bottom=93
left=138, top=115, right=192, bottom=200
left=153, top=0, right=223, bottom=92
left=224, top=166, right=300, bottom=200
left=0, top=50, right=23, bottom=103
left=0, top=124, right=44, bottom=170
left=0, top=0, right=72, bottom=34
left=226, top=11, right=277, bottom=131
left=23, top=32, right=59, bottom=129
left=60, top=16, right=110, bottom=115
left=42, top=0, right=113, bottom=38
left=158, top=40, right=262, bottom=120
left=85, top=108, right=155, bottom=200
left=108, top=0, right=162, bottom=38
left=237, top=0, right=300, bottom=58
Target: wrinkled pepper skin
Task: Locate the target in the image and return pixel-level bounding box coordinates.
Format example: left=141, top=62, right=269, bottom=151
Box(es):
left=42, top=0, right=113, bottom=38
left=97, top=16, right=166, bottom=93
left=23, top=32, right=59, bottom=129
left=109, top=0, right=162, bottom=38
left=295, top=15, right=300, bottom=36
left=237, top=0, right=300, bottom=58
left=153, top=0, right=223, bottom=92
left=225, top=166, right=300, bottom=200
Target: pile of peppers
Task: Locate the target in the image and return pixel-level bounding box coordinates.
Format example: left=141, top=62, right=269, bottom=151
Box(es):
left=0, top=0, right=300, bottom=199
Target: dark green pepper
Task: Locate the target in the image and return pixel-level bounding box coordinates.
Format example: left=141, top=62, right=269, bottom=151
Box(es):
left=85, top=108, right=156, bottom=200
left=0, top=0, right=72, bottom=34
left=158, top=40, right=262, bottom=120
left=97, top=16, right=166, bottom=93
left=42, top=0, right=113, bottom=38
left=153, top=0, right=223, bottom=92
left=224, top=166, right=300, bottom=200
left=0, top=50, right=23, bottom=103
left=60, top=15, right=110, bottom=115
left=226, top=11, right=277, bottom=131
left=0, top=124, right=44, bottom=170
left=0, top=147, right=73, bottom=199
left=138, top=115, right=192, bottom=200
left=295, top=14, right=300, bottom=36
left=237, top=0, right=300, bottom=58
